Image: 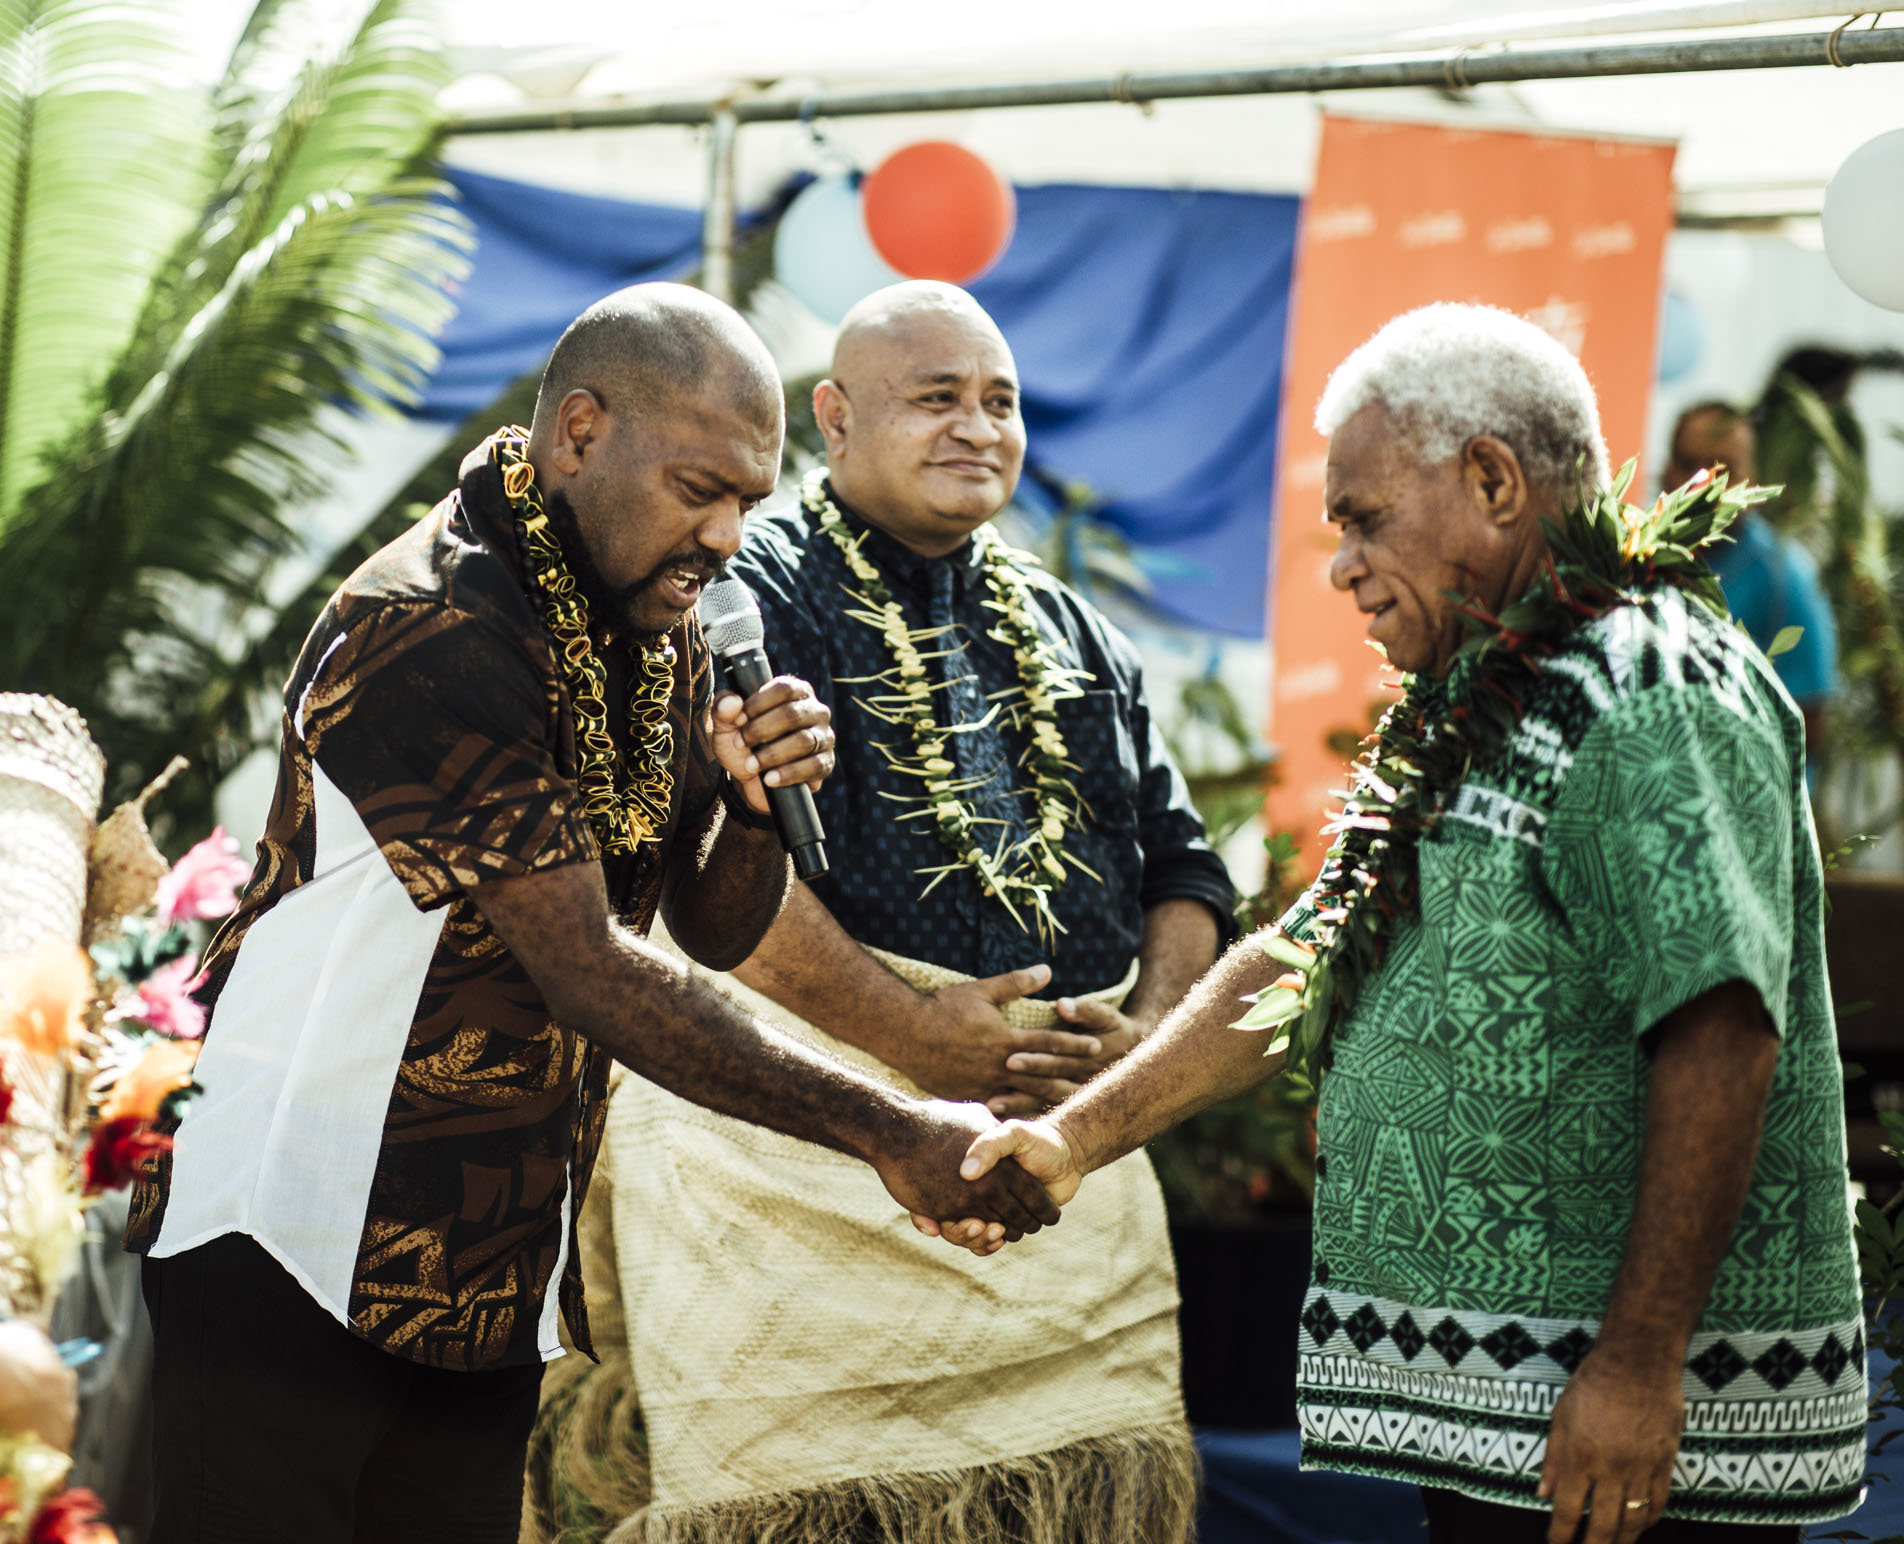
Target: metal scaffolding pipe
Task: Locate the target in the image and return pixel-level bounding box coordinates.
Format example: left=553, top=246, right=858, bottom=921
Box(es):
left=448, top=23, right=1904, bottom=135
left=700, top=105, right=739, bottom=302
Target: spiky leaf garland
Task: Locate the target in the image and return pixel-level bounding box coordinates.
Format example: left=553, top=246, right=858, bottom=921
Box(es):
left=1234, top=462, right=1772, bottom=1080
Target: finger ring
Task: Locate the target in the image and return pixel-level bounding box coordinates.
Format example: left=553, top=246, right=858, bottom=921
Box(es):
left=1624, top=1499, right=1648, bottom=1512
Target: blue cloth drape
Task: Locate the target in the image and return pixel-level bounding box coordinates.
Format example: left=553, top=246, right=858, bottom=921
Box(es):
left=422, top=168, right=1299, bottom=636
left=422, top=167, right=703, bottom=421
left=971, top=185, right=1299, bottom=637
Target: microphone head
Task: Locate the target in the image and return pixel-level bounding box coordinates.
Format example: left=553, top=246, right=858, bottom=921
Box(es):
left=699, top=575, right=765, bottom=657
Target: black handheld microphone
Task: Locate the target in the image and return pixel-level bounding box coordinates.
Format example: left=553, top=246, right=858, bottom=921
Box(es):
left=698, top=576, right=830, bottom=882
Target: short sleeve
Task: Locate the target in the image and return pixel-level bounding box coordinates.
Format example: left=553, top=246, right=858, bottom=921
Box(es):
left=1542, top=686, right=1794, bottom=1039
left=300, top=601, right=595, bottom=909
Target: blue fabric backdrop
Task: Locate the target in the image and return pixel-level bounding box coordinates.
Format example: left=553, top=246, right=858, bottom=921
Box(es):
left=424, top=167, right=1299, bottom=637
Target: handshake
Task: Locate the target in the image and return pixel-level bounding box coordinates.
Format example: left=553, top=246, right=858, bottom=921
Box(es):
left=868, top=1099, right=1089, bottom=1257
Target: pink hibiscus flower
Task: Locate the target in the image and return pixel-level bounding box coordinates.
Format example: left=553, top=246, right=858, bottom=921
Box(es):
left=155, top=827, right=251, bottom=927
left=121, top=955, right=207, bottom=1040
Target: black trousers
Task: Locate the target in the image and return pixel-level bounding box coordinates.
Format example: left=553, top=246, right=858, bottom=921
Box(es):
left=143, top=1233, right=543, bottom=1544
left=1421, top=1487, right=1807, bottom=1543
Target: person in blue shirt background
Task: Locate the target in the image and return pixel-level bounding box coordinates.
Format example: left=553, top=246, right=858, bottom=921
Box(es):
left=1663, top=400, right=1837, bottom=762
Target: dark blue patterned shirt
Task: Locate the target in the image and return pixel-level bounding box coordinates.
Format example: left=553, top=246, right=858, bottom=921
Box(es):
left=729, top=488, right=1234, bottom=999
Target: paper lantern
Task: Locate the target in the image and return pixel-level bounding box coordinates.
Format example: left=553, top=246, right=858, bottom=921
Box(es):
left=862, top=142, right=1016, bottom=285
left=773, top=174, right=905, bottom=325
left=1823, top=128, right=1904, bottom=313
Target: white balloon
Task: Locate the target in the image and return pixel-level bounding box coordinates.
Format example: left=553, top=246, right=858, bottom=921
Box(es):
left=1823, top=127, right=1904, bottom=313
left=773, top=175, right=904, bottom=326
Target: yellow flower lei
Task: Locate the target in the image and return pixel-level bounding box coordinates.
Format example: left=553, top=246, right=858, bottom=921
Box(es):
left=492, top=428, right=676, bottom=856
left=802, top=469, right=1098, bottom=940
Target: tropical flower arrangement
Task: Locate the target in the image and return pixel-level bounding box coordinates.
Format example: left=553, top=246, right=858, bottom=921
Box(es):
left=803, top=469, right=1098, bottom=941
left=0, top=775, right=249, bottom=1543
left=1233, top=461, right=1770, bottom=1081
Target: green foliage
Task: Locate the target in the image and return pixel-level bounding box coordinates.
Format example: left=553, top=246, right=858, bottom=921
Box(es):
left=0, top=0, right=472, bottom=835
left=0, top=0, right=207, bottom=523
left=1752, top=370, right=1904, bottom=842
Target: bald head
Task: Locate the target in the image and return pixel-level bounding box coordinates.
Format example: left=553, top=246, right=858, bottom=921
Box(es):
left=532, top=282, right=781, bottom=436
left=817, top=283, right=1025, bottom=557
left=524, top=283, right=784, bottom=641
left=831, top=281, right=1010, bottom=384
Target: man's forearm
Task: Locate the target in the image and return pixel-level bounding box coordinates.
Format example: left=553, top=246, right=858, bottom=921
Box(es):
left=1056, top=930, right=1287, bottom=1172
left=1595, top=979, right=1780, bottom=1370
left=1119, top=898, right=1222, bottom=1030
left=568, top=916, right=910, bottom=1163
left=731, top=878, right=927, bottom=1062
left=661, top=799, right=791, bottom=971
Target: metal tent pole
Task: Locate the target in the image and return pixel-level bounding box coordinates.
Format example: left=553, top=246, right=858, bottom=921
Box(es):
left=447, top=22, right=1904, bottom=136
left=700, top=105, right=739, bottom=302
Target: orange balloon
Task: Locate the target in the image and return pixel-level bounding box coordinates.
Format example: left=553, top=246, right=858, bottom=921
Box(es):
left=862, top=142, right=1016, bottom=284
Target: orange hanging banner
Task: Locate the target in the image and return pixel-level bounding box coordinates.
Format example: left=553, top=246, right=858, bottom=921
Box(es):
left=1265, top=114, right=1677, bottom=858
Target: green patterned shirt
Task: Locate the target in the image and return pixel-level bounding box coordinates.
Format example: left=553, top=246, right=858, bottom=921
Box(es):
left=1291, top=585, right=1863, bottom=1526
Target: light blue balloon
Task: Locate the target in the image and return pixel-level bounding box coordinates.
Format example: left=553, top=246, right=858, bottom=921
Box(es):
left=774, top=175, right=905, bottom=325
left=1656, top=288, right=1704, bottom=384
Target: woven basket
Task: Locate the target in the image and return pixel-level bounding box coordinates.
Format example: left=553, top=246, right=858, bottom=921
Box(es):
left=0, top=694, right=104, bottom=960
left=0, top=695, right=105, bottom=1317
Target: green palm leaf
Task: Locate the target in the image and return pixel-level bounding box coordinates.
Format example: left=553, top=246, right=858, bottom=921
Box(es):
left=0, top=0, right=205, bottom=526
left=0, top=0, right=472, bottom=830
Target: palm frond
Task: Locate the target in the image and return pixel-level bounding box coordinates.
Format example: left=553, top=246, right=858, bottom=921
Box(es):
left=111, top=0, right=449, bottom=416
left=0, top=0, right=472, bottom=826
left=0, top=0, right=205, bottom=527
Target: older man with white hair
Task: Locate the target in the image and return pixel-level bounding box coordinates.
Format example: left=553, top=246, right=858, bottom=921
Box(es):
left=948, top=303, right=1864, bottom=1543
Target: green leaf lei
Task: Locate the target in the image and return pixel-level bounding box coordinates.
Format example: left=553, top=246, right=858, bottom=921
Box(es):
left=802, top=469, right=1098, bottom=941
left=1234, top=460, right=1773, bottom=1081
left=492, top=427, right=676, bottom=856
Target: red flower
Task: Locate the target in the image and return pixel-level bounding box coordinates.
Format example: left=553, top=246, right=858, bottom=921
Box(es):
left=82, top=1117, right=171, bottom=1195
left=29, top=1489, right=114, bottom=1544
left=0, top=1066, right=13, bottom=1125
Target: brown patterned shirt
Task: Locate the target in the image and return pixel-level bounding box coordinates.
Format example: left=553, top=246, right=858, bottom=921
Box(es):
left=126, top=437, right=721, bottom=1371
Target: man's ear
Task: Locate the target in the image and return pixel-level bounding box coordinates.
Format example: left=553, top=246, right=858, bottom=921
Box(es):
left=1463, top=434, right=1529, bottom=526
left=550, top=389, right=605, bottom=477
left=812, top=378, right=848, bottom=454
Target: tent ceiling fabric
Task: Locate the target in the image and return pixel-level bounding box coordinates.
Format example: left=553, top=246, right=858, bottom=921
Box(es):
left=438, top=1, right=1870, bottom=101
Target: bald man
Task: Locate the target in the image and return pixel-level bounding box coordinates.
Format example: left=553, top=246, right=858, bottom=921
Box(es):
left=124, top=284, right=1059, bottom=1544
left=544, top=283, right=1229, bottom=1543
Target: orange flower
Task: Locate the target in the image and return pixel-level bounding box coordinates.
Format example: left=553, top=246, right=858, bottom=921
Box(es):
left=0, top=940, right=93, bottom=1057
left=100, top=1039, right=198, bottom=1124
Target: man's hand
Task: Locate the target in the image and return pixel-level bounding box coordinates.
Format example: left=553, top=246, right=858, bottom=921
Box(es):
left=711, top=676, right=834, bottom=813
left=1538, top=1348, right=1684, bottom=1544
left=870, top=1099, right=1062, bottom=1245
left=992, top=996, right=1148, bottom=1113
left=906, top=1114, right=1089, bottom=1257
left=885, top=965, right=1105, bottom=1116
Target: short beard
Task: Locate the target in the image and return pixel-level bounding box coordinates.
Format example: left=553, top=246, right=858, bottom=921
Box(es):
left=539, top=490, right=660, bottom=644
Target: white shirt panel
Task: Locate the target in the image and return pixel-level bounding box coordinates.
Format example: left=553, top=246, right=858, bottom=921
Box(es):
left=151, top=762, right=447, bottom=1330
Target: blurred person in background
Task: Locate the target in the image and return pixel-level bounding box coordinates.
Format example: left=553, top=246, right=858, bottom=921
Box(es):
left=1662, top=401, right=1836, bottom=761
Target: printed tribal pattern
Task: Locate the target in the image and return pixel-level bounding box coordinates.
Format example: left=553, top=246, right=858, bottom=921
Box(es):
left=1293, top=585, right=1861, bottom=1523
left=129, top=443, right=722, bottom=1371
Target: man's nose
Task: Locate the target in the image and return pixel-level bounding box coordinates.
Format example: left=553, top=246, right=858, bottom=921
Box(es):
left=1328, top=533, right=1362, bottom=593
left=949, top=401, right=1001, bottom=447
left=698, top=499, right=745, bottom=561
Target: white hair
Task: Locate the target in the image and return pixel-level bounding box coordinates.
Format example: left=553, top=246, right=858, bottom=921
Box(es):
left=1314, top=303, right=1611, bottom=499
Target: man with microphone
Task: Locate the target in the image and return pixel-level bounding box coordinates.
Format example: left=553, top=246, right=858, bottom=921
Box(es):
left=548, top=282, right=1232, bottom=1543
left=123, top=283, right=1057, bottom=1544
